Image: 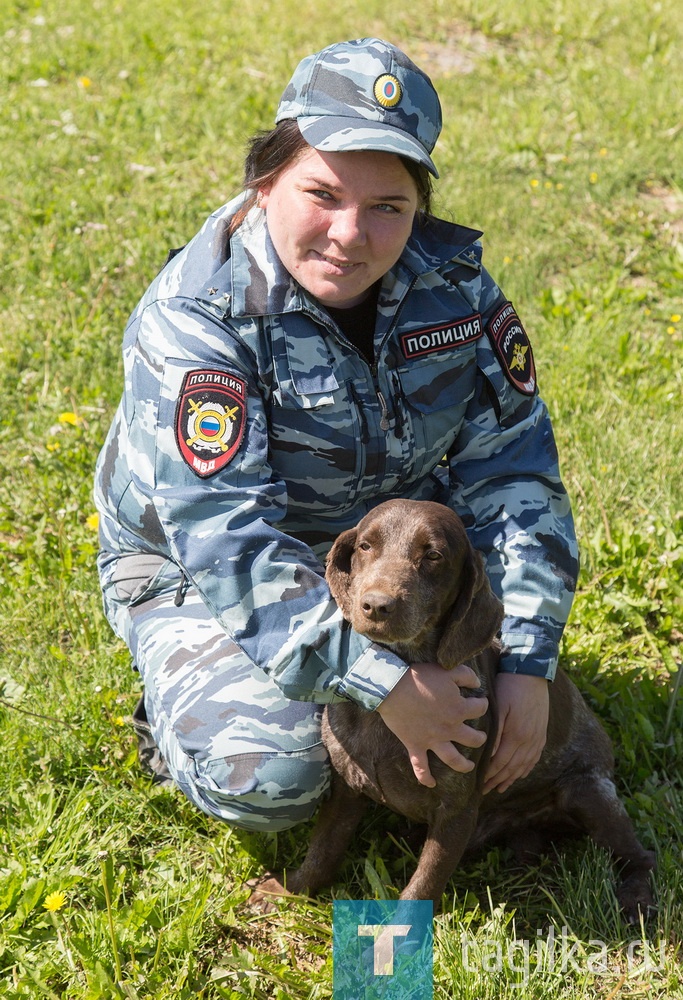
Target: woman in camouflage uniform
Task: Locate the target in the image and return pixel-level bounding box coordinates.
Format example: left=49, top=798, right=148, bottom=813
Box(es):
left=94, top=38, right=578, bottom=831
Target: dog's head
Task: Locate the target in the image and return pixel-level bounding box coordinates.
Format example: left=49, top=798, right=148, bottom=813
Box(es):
left=326, top=499, right=503, bottom=667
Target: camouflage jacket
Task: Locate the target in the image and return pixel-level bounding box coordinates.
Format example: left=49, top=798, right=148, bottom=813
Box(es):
left=94, top=197, right=578, bottom=709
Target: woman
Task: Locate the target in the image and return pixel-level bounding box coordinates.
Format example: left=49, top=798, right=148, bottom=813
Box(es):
left=94, top=38, right=578, bottom=831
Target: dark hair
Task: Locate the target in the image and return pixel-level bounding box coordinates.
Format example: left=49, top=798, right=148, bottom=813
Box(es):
left=227, top=119, right=433, bottom=235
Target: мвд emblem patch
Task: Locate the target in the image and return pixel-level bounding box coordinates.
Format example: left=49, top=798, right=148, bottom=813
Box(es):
left=487, top=302, right=537, bottom=396
left=175, top=369, right=246, bottom=477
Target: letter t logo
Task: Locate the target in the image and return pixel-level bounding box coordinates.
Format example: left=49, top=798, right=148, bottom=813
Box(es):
left=333, top=900, right=433, bottom=998
left=357, top=924, right=412, bottom=975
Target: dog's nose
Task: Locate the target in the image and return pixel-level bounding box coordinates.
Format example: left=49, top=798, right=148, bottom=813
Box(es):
left=360, top=591, right=397, bottom=620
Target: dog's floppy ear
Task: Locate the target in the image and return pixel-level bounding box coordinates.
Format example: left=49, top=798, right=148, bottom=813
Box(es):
left=437, top=548, right=504, bottom=668
left=325, top=528, right=358, bottom=619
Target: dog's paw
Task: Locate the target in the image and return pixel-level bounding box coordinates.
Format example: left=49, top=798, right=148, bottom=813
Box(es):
left=245, top=872, right=291, bottom=913
left=621, top=896, right=658, bottom=926
left=617, top=864, right=657, bottom=925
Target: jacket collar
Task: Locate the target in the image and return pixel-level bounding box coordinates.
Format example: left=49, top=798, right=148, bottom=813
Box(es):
left=213, top=203, right=483, bottom=319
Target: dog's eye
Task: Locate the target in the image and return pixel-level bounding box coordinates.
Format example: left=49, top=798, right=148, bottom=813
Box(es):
left=358, top=541, right=372, bottom=552
left=424, top=550, right=443, bottom=562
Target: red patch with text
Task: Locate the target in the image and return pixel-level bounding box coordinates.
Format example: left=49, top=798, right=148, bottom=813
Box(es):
left=175, top=369, right=247, bottom=477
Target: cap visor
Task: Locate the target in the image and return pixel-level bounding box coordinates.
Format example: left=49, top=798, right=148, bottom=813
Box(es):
left=297, top=116, right=439, bottom=177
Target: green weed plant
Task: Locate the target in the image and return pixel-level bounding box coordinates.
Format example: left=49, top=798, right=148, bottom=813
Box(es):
left=1, top=0, right=681, bottom=996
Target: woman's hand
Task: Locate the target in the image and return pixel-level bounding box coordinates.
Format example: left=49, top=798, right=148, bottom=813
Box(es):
left=376, top=662, right=489, bottom=788
left=484, top=673, right=549, bottom=794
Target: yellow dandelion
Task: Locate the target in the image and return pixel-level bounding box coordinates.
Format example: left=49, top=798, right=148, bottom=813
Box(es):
left=58, top=412, right=80, bottom=426
left=503, top=256, right=513, bottom=265
left=86, top=512, right=100, bottom=531
left=589, top=172, right=598, bottom=184
left=556, top=182, right=564, bottom=190
left=44, top=890, right=67, bottom=912
left=599, top=147, right=607, bottom=157
left=671, top=314, right=681, bottom=323
left=78, top=76, right=92, bottom=89
left=667, top=326, right=676, bottom=335
left=530, top=179, right=540, bottom=188
left=46, top=440, right=61, bottom=452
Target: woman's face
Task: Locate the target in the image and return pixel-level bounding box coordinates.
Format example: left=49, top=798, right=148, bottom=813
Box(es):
left=258, top=147, right=418, bottom=309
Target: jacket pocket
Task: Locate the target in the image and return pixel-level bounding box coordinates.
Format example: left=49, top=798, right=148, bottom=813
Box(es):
left=395, top=349, right=477, bottom=478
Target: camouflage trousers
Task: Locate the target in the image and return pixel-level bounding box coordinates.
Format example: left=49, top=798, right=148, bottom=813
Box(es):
left=98, top=552, right=331, bottom=831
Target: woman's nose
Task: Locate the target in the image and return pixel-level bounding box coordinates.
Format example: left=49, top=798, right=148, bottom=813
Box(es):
left=327, top=207, right=366, bottom=247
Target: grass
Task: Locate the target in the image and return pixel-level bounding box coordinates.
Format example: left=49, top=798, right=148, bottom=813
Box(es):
left=0, top=0, right=681, bottom=996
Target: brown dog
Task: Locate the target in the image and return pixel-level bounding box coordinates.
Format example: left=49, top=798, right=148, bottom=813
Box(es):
left=249, top=499, right=655, bottom=920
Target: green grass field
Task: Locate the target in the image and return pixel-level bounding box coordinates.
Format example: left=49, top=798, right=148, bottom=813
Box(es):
left=1, top=0, right=682, bottom=996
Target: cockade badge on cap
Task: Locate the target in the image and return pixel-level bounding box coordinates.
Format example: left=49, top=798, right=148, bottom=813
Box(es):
left=373, top=73, right=402, bottom=108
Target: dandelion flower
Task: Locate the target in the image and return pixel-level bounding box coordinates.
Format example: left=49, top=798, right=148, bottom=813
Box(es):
left=86, top=512, right=100, bottom=531
left=589, top=172, right=598, bottom=184
left=671, top=314, right=680, bottom=323
left=78, top=76, right=92, bottom=88
left=44, top=891, right=67, bottom=912
left=58, top=412, right=79, bottom=426
left=530, top=178, right=540, bottom=188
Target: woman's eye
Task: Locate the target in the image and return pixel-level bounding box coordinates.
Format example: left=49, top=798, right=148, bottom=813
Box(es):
left=374, top=202, right=399, bottom=214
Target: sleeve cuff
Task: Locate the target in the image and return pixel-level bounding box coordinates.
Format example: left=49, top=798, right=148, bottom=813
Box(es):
left=498, top=631, right=558, bottom=681
left=337, top=644, right=409, bottom=711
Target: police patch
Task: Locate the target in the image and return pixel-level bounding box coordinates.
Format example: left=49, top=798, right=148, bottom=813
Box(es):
left=175, top=369, right=246, bottom=477
left=401, top=314, right=482, bottom=360
left=487, top=303, right=537, bottom=396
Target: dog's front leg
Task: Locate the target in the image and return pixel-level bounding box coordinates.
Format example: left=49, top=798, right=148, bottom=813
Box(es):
left=286, top=770, right=369, bottom=896
left=247, top=772, right=368, bottom=911
left=399, top=804, right=479, bottom=908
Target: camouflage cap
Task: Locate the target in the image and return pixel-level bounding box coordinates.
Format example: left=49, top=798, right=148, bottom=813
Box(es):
left=276, top=38, right=442, bottom=177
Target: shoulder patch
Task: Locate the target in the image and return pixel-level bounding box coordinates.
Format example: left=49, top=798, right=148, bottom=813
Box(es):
left=175, top=369, right=247, bottom=477
left=486, top=303, right=537, bottom=396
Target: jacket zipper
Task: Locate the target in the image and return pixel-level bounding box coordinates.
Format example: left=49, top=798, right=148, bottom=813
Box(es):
left=303, top=304, right=402, bottom=439
left=376, top=389, right=390, bottom=431
left=310, top=307, right=394, bottom=437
